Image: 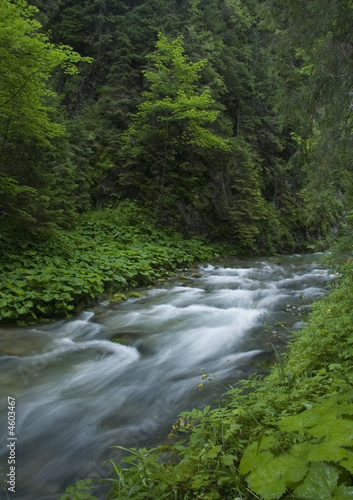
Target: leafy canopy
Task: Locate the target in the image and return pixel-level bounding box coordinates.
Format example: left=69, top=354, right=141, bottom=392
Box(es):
left=0, top=0, right=91, bottom=147
left=124, top=32, right=230, bottom=159
left=142, top=32, right=229, bottom=149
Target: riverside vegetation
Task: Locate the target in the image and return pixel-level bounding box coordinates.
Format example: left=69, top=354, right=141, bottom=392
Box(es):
left=0, top=201, right=219, bottom=324
left=59, top=258, right=353, bottom=499
left=2, top=0, right=353, bottom=498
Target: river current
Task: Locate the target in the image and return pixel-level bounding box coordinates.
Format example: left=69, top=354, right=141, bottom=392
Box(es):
left=0, top=254, right=334, bottom=499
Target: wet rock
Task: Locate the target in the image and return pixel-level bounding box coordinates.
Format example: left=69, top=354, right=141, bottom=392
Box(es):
left=110, top=336, right=130, bottom=346
left=1, top=348, right=22, bottom=356
left=156, top=450, right=181, bottom=465
left=111, top=292, right=127, bottom=303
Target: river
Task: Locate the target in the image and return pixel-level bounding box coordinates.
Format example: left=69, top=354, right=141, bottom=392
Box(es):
left=0, top=253, right=334, bottom=499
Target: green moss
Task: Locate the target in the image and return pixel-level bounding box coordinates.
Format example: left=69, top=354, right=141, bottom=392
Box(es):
left=111, top=293, right=127, bottom=303
left=128, top=292, right=142, bottom=298
left=110, top=336, right=130, bottom=346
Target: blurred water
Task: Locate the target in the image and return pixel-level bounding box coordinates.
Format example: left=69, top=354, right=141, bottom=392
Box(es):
left=0, top=253, right=334, bottom=499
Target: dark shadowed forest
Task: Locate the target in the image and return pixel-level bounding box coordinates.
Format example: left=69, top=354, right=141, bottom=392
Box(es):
left=1, top=1, right=353, bottom=499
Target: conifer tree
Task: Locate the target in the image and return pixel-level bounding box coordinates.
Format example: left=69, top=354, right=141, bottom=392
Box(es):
left=120, top=33, right=231, bottom=226
left=262, top=0, right=353, bottom=242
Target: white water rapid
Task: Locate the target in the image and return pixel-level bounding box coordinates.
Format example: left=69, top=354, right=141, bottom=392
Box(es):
left=0, top=254, right=334, bottom=499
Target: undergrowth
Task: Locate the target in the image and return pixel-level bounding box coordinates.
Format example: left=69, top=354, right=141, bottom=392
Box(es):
left=0, top=201, right=219, bottom=324
left=59, top=259, right=353, bottom=499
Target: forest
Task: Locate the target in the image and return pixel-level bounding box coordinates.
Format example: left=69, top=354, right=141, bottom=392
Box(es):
left=2, top=0, right=353, bottom=323
left=1, top=0, right=353, bottom=498
left=2, top=0, right=353, bottom=255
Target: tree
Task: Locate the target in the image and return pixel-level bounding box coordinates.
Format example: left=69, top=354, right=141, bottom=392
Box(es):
left=0, top=0, right=89, bottom=149
left=0, top=0, right=90, bottom=237
left=120, top=33, right=231, bottom=224
left=261, top=0, right=353, bottom=243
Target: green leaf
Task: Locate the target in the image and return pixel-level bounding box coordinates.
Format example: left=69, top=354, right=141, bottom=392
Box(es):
left=280, top=411, right=321, bottom=434
left=340, top=449, right=353, bottom=473
left=239, top=435, right=278, bottom=475
left=205, top=445, right=222, bottom=459
left=239, top=450, right=274, bottom=475
left=247, top=464, right=285, bottom=500
left=333, top=484, right=353, bottom=499
left=220, top=454, right=237, bottom=466
left=310, top=417, right=353, bottom=445
left=247, top=455, right=308, bottom=500
left=58, top=478, right=99, bottom=500
left=293, top=462, right=340, bottom=499
left=290, top=443, right=314, bottom=459
left=36, top=305, right=48, bottom=314
left=306, top=442, right=347, bottom=463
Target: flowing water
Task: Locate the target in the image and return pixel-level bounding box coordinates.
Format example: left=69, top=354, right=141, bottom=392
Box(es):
left=0, top=254, right=334, bottom=499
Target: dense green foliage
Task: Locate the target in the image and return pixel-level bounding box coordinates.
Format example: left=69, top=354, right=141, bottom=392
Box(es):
left=4, top=0, right=350, bottom=253
left=0, top=0, right=91, bottom=236
left=260, top=0, right=353, bottom=246
left=0, top=202, right=218, bottom=324
left=2, top=0, right=353, bottom=497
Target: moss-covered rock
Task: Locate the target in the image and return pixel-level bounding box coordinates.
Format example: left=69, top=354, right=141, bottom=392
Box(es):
left=110, top=336, right=130, bottom=345
left=111, top=292, right=127, bottom=303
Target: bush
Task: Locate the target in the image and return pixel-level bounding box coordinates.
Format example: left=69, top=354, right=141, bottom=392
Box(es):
left=0, top=203, right=218, bottom=324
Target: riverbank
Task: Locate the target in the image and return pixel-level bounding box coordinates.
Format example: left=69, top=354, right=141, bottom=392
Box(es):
left=0, top=202, right=221, bottom=325
left=58, top=257, right=353, bottom=500
left=59, top=259, right=353, bottom=499
left=1, top=253, right=331, bottom=499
